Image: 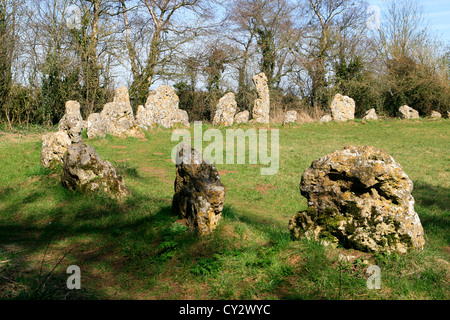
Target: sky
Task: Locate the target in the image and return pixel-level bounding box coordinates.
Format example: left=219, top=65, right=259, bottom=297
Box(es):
left=370, top=0, right=450, bottom=45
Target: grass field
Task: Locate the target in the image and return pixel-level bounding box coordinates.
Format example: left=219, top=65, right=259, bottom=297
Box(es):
left=0, top=118, right=449, bottom=300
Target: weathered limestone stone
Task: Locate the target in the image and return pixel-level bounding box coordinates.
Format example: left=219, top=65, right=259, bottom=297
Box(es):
left=144, top=85, right=189, bottom=128
left=113, top=86, right=130, bottom=104
left=398, top=105, right=419, bottom=119
left=363, top=108, right=378, bottom=121
left=41, top=131, right=72, bottom=168
left=284, top=110, right=298, bottom=124
left=175, top=109, right=190, bottom=127
left=82, top=120, right=88, bottom=131
left=61, top=142, right=129, bottom=199
left=234, top=110, right=250, bottom=124
left=330, top=94, right=355, bottom=122
left=58, top=100, right=83, bottom=143
left=172, top=144, right=225, bottom=234
left=252, top=73, right=270, bottom=124
left=101, top=96, right=135, bottom=137
left=213, top=93, right=238, bottom=126
left=319, top=114, right=333, bottom=123
left=289, top=145, right=425, bottom=254
left=86, top=113, right=106, bottom=139
left=135, top=105, right=154, bottom=130
left=430, top=111, right=442, bottom=119
left=86, top=86, right=143, bottom=138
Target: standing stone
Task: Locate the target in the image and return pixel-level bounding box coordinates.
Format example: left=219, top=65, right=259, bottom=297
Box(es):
left=289, top=146, right=425, bottom=254
left=172, top=144, right=225, bottom=234
left=213, top=93, right=237, bottom=126
left=86, top=113, right=107, bottom=139
left=100, top=87, right=136, bottom=137
left=284, top=110, right=298, bottom=124
left=362, top=108, right=378, bottom=121
left=87, top=86, right=143, bottom=138
left=144, top=85, right=189, bottom=128
left=58, top=100, right=83, bottom=143
left=398, top=105, right=419, bottom=119
left=234, top=110, right=250, bottom=124
left=430, top=111, right=442, bottom=119
left=213, top=93, right=238, bottom=126
left=175, top=109, right=190, bottom=127
left=114, top=86, right=130, bottom=104
left=136, top=105, right=154, bottom=130
left=319, top=114, right=333, bottom=123
left=61, top=142, right=129, bottom=199
left=41, top=131, right=72, bottom=168
left=252, top=73, right=270, bottom=124
left=330, top=94, right=355, bottom=122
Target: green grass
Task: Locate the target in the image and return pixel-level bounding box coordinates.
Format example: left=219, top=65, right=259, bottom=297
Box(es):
left=0, top=118, right=449, bottom=300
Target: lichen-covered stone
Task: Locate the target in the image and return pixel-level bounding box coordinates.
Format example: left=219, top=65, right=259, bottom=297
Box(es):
left=252, top=73, right=270, bottom=124
left=430, top=111, right=441, bottom=119
left=175, top=109, right=190, bottom=127
left=101, top=101, right=136, bottom=137
left=86, top=113, right=106, bottom=139
left=41, top=131, right=72, bottom=168
left=86, top=87, right=143, bottom=138
left=284, top=110, right=298, bottom=124
left=58, top=100, right=83, bottom=143
left=363, top=108, right=378, bottom=121
left=289, top=145, right=425, bottom=254
left=61, top=142, right=129, bottom=199
left=172, top=144, right=225, bottom=234
left=330, top=94, right=355, bottom=122
left=213, top=93, right=238, bottom=126
left=235, top=110, right=250, bottom=124
left=135, top=105, right=154, bottom=130
left=319, top=115, right=333, bottom=123
left=399, top=105, right=419, bottom=119
left=144, top=85, right=189, bottom=128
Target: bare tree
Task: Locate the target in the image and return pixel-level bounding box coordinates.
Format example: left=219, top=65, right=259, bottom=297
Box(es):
left=118, top=0, right=213, bottom=106
left=290, top=0, right=368, bottom=107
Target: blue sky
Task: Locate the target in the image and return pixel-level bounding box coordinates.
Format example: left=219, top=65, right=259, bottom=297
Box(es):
left=370, top=0, right=450, bottom=45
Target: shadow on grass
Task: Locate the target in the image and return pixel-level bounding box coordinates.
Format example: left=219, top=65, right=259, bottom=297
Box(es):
left=413, top=181, right=450, bottom=244
left=0, top=172, right=187, bottom=299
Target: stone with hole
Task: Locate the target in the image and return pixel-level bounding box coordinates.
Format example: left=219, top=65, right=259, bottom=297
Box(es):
left=289, top=145, right=425, bottom=254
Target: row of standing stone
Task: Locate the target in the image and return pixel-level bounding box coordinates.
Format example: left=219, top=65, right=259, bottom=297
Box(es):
left=319, top=95, right=446, bottom=123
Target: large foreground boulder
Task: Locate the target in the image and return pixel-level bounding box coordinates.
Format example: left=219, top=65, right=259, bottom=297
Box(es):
left=330, top=94, right=355, bottom=122
left=61, top=142, right=129, bottom=199
left=213, top=93, right=238, bottom=126
left=252, top=73, right=270, bottom=124
left=398, top=105, right=419, bottom=119
left=172, top=144, right=225, bottom=234
left=41, top=131, right=72, bottom=168
left=289, top=146, right=425, bottom=254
